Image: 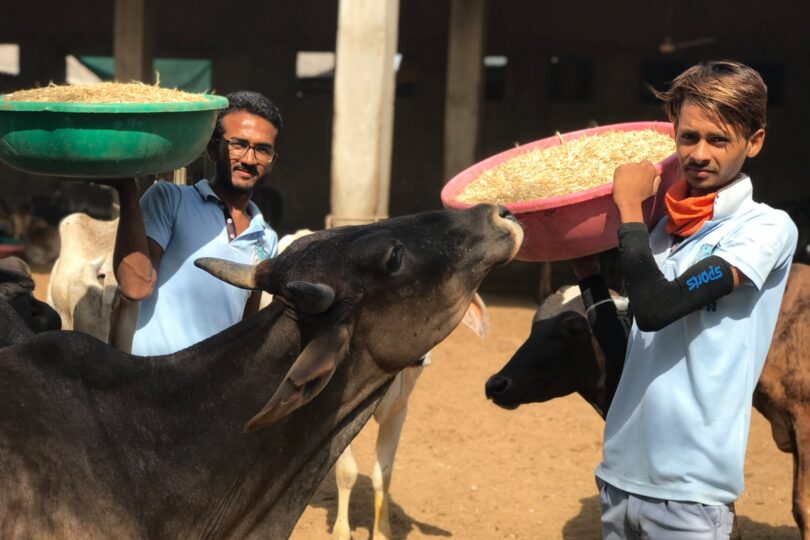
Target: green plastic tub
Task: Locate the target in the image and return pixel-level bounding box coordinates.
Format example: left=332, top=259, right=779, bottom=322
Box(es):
left=0, top=94, right=228, bottom=178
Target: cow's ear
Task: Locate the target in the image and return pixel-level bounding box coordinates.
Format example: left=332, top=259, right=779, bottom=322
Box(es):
left=461, top=292, right=489, bottom=337
left=285, top=281, right=335, bottom=314
left=243, top=323, right=352, bottom=432
left=194, top=258, right=263, bottom=290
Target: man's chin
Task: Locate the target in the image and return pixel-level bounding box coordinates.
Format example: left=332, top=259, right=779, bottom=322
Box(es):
left=227, top=175, right=259, bottom=193
left=685, top=172, right=716, bottom=187
left=230, top=183, right=255, bottom=194
left=686, top=175, right=736, bottom=195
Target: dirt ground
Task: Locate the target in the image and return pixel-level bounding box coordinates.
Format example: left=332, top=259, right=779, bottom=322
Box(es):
left=290, top=296, right=799, bottom=540
left=29, top=277, right=799, bottom=540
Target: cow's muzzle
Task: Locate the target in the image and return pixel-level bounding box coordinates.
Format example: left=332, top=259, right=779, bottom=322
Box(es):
left=484, top=374, right=520, bottom=410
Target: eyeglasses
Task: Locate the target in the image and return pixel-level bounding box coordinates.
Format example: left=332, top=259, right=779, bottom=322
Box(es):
left=221, top=137, right=277, bottom=164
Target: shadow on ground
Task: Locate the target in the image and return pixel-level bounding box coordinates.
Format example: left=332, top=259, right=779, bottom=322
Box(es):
left=736, top=515, right=800, bottom=540
left=308, top=471, right=452, bottom=540
left=562, top=496, right=800, bottom=540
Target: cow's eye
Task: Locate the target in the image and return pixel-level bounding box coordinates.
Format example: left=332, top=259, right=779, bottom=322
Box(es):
left=562, top=316, right=589, bottom=342
left=385, top=245, right=405, bottom=274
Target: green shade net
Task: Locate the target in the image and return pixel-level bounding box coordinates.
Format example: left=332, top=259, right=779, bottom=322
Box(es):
left=78, top=56, right=212, bottom=93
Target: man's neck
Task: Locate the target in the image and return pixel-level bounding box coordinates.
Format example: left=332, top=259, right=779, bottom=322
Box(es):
left=211, top=179, right=252, bottom=216
left=687, top=173, right=744, bottom=198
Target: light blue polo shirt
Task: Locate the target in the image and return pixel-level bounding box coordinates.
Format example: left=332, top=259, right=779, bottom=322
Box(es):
left=131, top=180, right=278, bottom=356
left=596, top=175, right=798, bottom=505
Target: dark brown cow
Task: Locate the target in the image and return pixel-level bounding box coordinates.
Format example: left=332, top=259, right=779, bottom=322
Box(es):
left=753, top=263, right=810, bottom=538
left=0, top=204, right=522, bottom=539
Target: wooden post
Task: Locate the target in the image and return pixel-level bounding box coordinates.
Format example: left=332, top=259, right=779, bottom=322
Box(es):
left=443, top=0, right=486, bottom=183
left=113, top=0, right=153, bottom=83
left=327, top=0, right=400, bottom=228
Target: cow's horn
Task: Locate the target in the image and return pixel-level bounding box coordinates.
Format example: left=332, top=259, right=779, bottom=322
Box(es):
left=194, top=258, right=258, bottom=290
left=285, top=281, right=335, bottom=314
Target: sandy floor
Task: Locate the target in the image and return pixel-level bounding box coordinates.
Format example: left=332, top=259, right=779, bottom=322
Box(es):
left=28, top=276, right=799, bottom=540
left=290, top=296, right=799, bottom=540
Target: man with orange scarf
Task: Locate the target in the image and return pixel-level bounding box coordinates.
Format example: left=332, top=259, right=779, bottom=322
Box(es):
left=583, top=61, right=798, bottom=539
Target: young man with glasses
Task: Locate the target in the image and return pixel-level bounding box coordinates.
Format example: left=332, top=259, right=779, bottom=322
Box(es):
left=111, top=91, right=283, bottom=356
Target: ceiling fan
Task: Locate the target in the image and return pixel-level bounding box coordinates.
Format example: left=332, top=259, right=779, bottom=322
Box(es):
left=658, top=0, right=716, bottom=54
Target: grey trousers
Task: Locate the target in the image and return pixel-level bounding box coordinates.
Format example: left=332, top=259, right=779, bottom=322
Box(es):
left=597, top=479, right=735, bottom=540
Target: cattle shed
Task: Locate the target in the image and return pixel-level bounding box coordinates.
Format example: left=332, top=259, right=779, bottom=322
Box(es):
left=1, top=0, right=808, bottom=296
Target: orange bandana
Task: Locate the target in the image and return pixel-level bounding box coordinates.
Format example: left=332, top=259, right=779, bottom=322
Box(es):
left=664, top=178, right=717, bottom=237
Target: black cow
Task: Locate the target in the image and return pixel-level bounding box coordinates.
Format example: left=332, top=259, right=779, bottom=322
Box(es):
left=0, top=255, right=61, bottom=346
left=0, top=204, right=522, bottom=539
left=485, top=286, right=625, bottom=418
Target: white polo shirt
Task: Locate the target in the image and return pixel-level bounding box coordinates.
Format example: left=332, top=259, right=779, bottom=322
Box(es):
left=596, top=175, right=798, bottom=505
left=131, top=180, right=278, bottom=356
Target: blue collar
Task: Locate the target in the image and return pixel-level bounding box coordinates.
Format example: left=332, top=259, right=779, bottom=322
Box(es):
left=193, top=179, right=263, bottom=220
left=193, top=179, right=268, bottom=237
left=712, top=175, right=755, bottom=221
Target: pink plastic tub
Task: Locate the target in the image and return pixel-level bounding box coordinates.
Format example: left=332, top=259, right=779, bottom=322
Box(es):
left=441, top=121, right=681, bottom=262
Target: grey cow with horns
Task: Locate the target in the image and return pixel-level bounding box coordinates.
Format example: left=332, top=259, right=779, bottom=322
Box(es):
left=0, top=204, right=523, bottom=540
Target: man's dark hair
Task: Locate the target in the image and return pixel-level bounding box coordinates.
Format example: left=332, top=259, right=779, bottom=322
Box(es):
left=212, top=91, right=283, bottom=141
left=653, top=60, right=767, bottom=139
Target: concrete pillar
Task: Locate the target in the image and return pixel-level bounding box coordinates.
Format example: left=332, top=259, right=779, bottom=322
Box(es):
left=172, top=167, right=187, bottom=186
left=114, top=0, right=153, bottom=82
left=327, top=0, right=399, bottom=228
left=443, top=0, right=486, bottom=182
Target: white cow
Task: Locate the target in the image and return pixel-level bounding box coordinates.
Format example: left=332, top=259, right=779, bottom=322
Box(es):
left=332, top=293, right=488, bottom=540
left=47, top=213, right=138, bottom=351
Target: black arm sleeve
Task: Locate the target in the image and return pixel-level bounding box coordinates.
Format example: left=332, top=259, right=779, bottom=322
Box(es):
left=618, top=222, right=735, bottom=332
left=578, top=274, right=629, bottom=415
